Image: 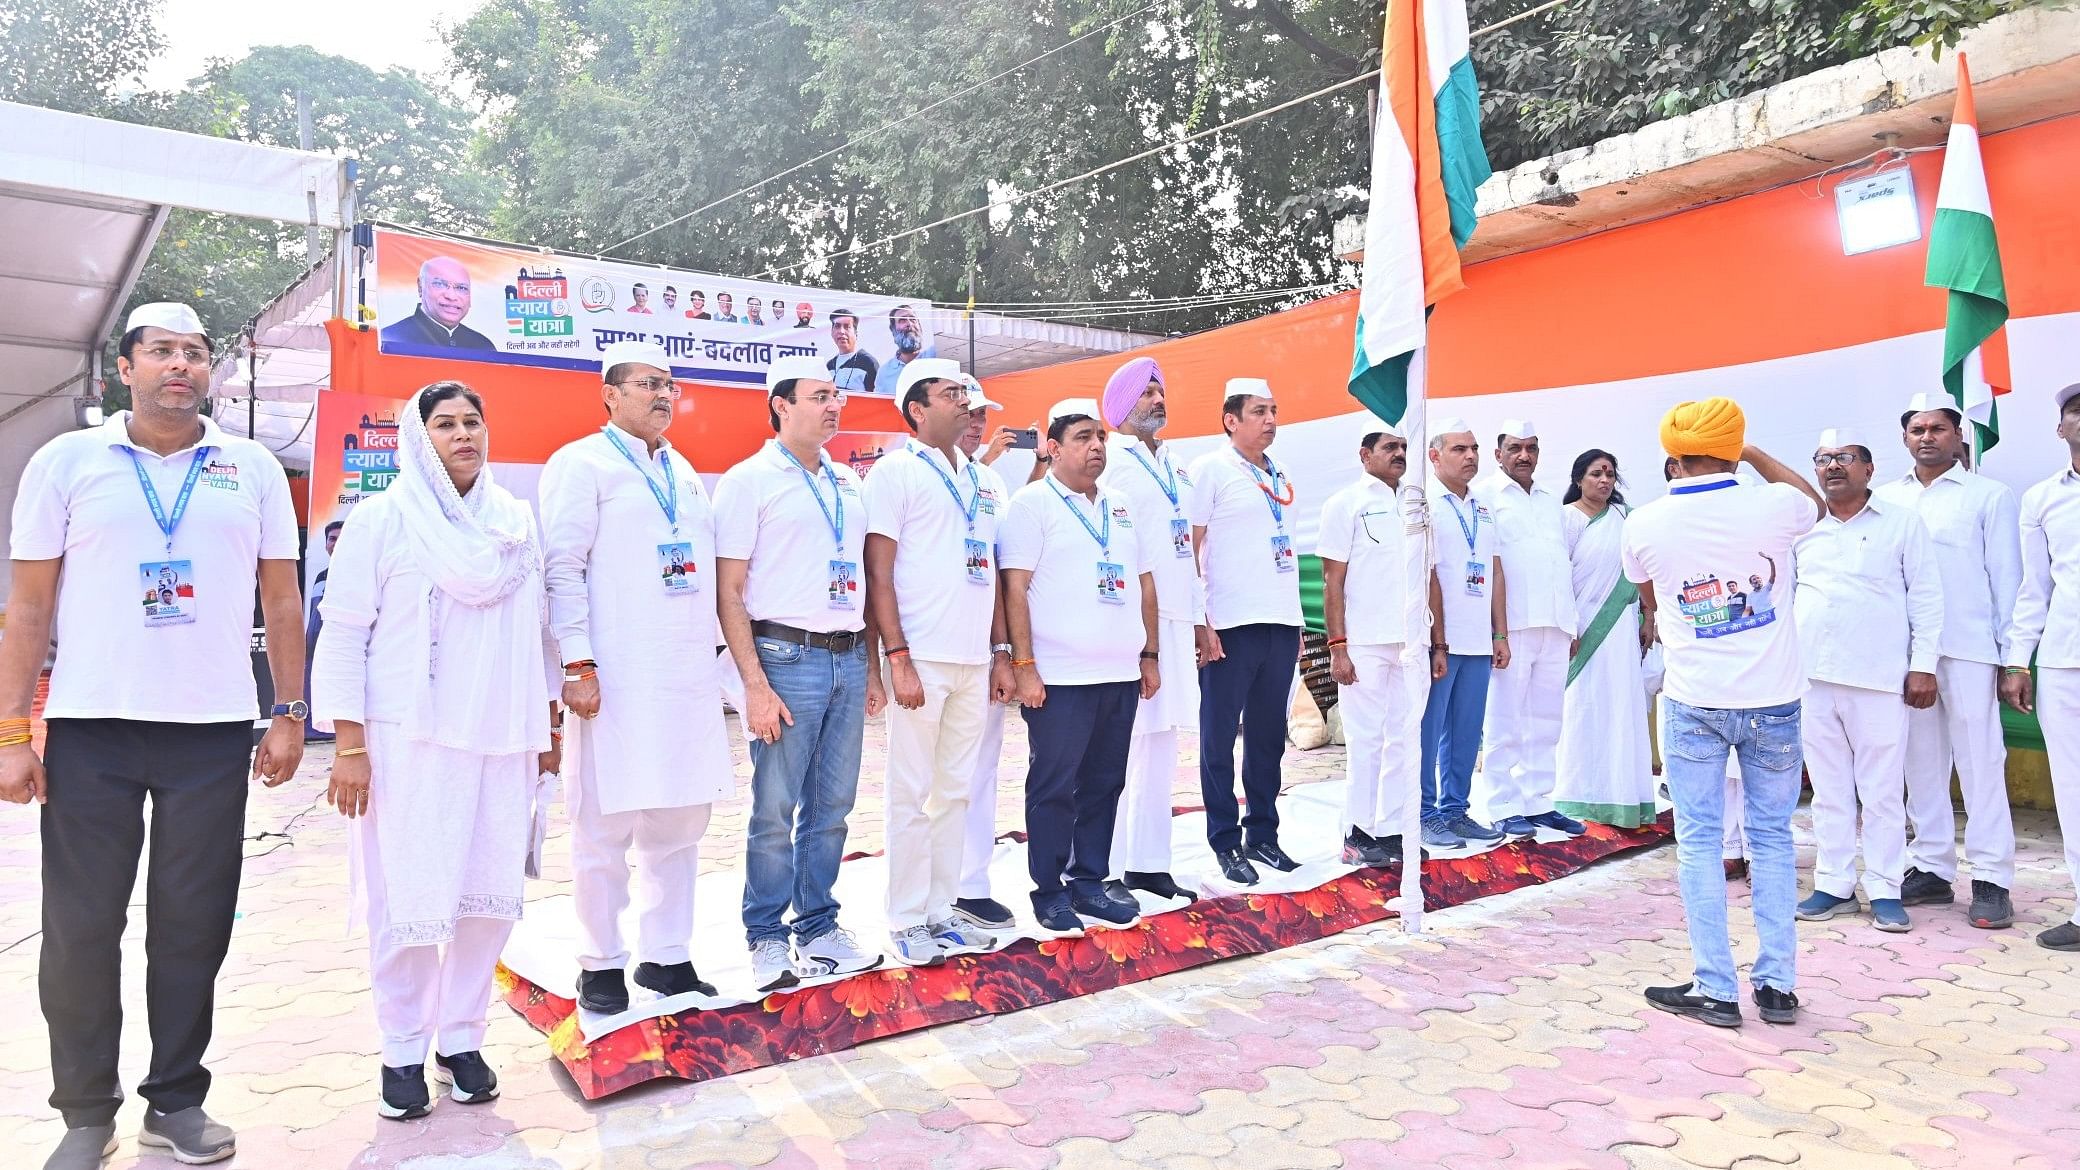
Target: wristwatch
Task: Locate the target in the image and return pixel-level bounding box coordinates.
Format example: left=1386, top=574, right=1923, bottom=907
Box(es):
left=270, top=700, right=309, bottom=722
left=992, top=642, right=1014, bottom=656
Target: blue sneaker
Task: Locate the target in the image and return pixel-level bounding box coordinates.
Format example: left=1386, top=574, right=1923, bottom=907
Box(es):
left=1030, top=892, right=1085, bottom=940
left=1796, top=890, right=1858, bottom=921
left=1420, top=821, right=1464, bottom=851
left=1870, top=898, right=1911, bottom=933
left=1527, top=810, right=1588, bottom=836
left=1495, top=815, right=1539, bottom=839
left=1448, top=815, right=1505, bottom=844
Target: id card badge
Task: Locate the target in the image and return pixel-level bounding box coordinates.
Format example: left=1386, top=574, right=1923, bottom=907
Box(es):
left=139, top=560, right=197, bottom=626
left=1463, top=559, right=1487, bottom=597
left=1271, top=534, right=1296, bottom=573
left=657, top=542, right=698, bottom=594
left=1097, top=561, right=1127, bottom=605
left=1170, top=517, right=1193, bottom=559
left=964, top=538, right=992, bottom=585
left=827, top=559, right=859, bottom=609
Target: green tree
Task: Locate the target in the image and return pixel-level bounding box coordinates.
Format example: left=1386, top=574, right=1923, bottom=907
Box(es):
left=0, top=0, right=163, bottom=114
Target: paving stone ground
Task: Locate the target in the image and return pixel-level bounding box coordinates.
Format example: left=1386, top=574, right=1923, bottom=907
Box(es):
left=2, top=713, right=2076, bottom=1169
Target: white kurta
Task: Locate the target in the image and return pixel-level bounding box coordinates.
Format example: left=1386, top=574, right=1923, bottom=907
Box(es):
left=541, top=426, right=734, bottom=815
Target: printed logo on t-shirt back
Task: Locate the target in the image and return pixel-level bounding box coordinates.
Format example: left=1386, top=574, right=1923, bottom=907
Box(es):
left=1677, top=558, right=1782, bottom=639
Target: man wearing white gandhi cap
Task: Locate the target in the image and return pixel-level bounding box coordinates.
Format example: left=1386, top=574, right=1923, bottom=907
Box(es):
left=540, top=339, right=734, bottom=1014
left=1791, top=426, right=1944, bottom=934
left=4, top=301, right=305, bottom=1168
left=1474, top=418, right=1584, bottom=840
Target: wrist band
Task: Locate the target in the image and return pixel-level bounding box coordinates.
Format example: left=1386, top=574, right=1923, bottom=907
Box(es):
left=1492, top=633, right=1509, bottom=641
left=1325, top=637, right=1347, bottom=648
left=2004, top=666, right=2030, bottom=675
left=1012, top=658, right=1037, bottom=668
left=885, top=646, right=910, bottom=659
left=0, top=734, right=33, bottom=748
left=336, top=746, right=368, bottom=758
left=1139, top=650, right=1161, bottom=660
left=563, top=669, right=597, bottom=683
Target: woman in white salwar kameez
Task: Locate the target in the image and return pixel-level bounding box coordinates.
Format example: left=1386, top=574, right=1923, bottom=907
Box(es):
left=1553, top=450, right=1659, bottom=829
left=311, top=382, right=559, bottom=1122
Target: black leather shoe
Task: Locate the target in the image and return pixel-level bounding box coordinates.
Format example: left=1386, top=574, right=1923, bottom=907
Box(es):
left=377, top=1064, right=432, bottom=1120
left=576, top=968, right=629, bottom=1014
left=1216, top=848, right=1259, bottom=885
left=433, top=1050, right=500, bottom=1104
left=1644, top=982, right=1742, bottom=1028
left=1899, top=867, right=1955, bottom=906
left=1102, top=878, right=1135, bottom=906
left=634, top=961, right=718, bottom=998
left=1243, top=841, right=1301, bottom=873
left=1123, top=870, right=1195, bottom=902
left=1376, top=834, right=1405, bottom=864
left=1752, top=986, right=1799, bottom=1025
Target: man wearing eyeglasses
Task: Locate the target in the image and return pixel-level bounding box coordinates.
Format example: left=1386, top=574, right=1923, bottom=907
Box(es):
left=1791, top=430, right=1943, bottom=936
left=381, top=256, right=496, bottom=352
left=540, top=340, right=733, bottom=1016
left=716, top=358, right=881, bottom=991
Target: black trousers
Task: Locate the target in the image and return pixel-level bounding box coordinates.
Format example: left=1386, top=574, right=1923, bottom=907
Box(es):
left=1020, top=680, right=1138, bottom=903
left=40, top=719, right=251, bottom=1127
left=1197, top=622, right=1300, bottom=854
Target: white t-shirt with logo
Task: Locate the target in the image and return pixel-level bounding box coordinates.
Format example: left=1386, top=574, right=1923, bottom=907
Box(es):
left=997, top=476, right=1156, bottom=685
left=1427, top=482, right=1499, bottom=654
left=10, top=413, right=299, bottom=721
left=1187, top=446, right=1303, bottom=630
left=1621, top=474, right=1816, bottom=710
left=861, top=440, right=1003, bottom=665
left=713, top=441, right=868, bottom=633
left=1318, top=476, right=1431, bottom=647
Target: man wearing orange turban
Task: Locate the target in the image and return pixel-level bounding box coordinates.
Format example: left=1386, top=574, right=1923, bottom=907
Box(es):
left=1621, top=398, right=1823, bottom=1028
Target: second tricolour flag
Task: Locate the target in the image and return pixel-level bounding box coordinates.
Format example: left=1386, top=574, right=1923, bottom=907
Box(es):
left=1926, top=52, right=2010, bottom=455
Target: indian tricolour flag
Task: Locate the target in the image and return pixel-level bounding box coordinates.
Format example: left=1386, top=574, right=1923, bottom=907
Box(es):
left=1926, top=53, right=2011, bottom=455
left=1347, top=0, right=1490, bottom=432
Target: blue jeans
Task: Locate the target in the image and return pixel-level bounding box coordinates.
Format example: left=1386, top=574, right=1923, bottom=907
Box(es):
left=740, top=640, right=868, bottom=946
left=1420, top=653, right=1491, bottom=827
left=1661, top=697, right=1803, bottom=1000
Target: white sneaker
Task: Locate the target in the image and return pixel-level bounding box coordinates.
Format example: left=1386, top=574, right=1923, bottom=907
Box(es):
left=888, top=924, right=946, bottom=967
left=795, top=927, right=885, bottom=977
left=749, top=938, right=800, bottom=992
left=928, top=918, right=996, bottom=958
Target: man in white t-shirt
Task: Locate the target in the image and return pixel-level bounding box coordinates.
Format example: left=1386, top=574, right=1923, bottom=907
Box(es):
left=1792, top=429, right=1943, bottom=935
left=1321, top=425, right=1431, bottom=866
left=863, top=358, right=1010, bottom=966
left=1876, top=392, right=2021, bottom=929
left=1476, top=420, right=1584, bottom=839
left=1419, top=419, right=1509, bottom=852
left=716, top=356, right=883, bottom=993
left=1621, top=397, right=1822, bottom=1028
left=2001, top=381, right=2080, bottom=954
left=1189, top=378, right=1304, bottom=886
left=999, top=399, right=1162, bottom=936
left=2, top=303, right=305, bottom=1169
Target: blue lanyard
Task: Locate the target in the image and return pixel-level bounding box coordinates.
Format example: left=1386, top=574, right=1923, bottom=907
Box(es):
left=912, top=443, right=980, bottom=533
left=603, top=426, right=679, bottom=534
left=1128, top=443, right=1180, bottom=514
left=1669, top=477, right=1739, bottom=496
left=1443, top=492, right=1480, bottom=551
left=1050, top=479, right=1112, bottom=556
left=127, top=447, right=211, bottom=557
left=776, top=443, right=846, bottom=551
left=1237, top=449, right=1288, bottom=528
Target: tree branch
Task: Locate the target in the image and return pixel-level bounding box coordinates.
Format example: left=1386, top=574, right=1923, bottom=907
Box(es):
left=1241, top=0, right=1365, bottom=76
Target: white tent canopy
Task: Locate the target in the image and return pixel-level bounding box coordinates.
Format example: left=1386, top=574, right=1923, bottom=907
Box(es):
left=0, top=99, right=354, bottom=603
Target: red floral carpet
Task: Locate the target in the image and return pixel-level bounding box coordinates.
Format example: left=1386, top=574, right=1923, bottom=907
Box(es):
left=498, top=816, right=1673, bottom=1099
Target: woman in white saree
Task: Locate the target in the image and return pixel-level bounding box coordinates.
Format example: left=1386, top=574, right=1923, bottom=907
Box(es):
left=1554, top=450, right=1658, bottom=828
left=311, top=382, right=559, bottom=1121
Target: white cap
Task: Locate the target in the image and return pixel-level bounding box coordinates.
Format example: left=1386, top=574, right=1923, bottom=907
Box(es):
left=1047, top=398, right=1101, bottom=427
left=1900, top=391, right=1959, bottom=420
left=764, top=355, right=829, bottom=392
left=960, top=373, right=1002, bottom=412
left=600, top=339, right=672, bottom=378
left=1431, top=416, right=1474, bottom=438
left=126, top=302, right=206, bottom=339
left=895, top=357, right=964, bottom=401
left=1225, top=377, right=1273, bottom=400
left=2053, top=383, right=2080, bottom=413
left=1816, top=427, right=1872, bottom=451
left=1498, top=418, right=1537, bottom=440
left=1374, top=421, right=1407, bottom=440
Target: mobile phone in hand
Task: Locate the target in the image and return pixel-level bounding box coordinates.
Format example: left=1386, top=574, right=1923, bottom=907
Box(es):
left=1009, top=427, right=1040, bottom=450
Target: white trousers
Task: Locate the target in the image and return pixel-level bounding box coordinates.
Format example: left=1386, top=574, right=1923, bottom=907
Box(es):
left=1339, top=643, right=1428, bottom=839
left=365, top=865, right=516, bottom=1068
left=1481, top=625, right=1570, bottom=819
left=1903, top=656, right=2016, bottom=888
left=2038, top=667, right=2080, bottom=926
left=886, top=659, right=989, bottom=929
left=571, top=756, right=712, bottom=970
left=960, top=698, right=1010, bottom=900
left=1111, top=729, right=1179, bottom=873
left=1661, top=696, right=1744, bottom=857
left=1802, top=680, right=1909, bottom=901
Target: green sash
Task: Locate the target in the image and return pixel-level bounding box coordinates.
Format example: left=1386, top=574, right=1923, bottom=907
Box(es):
left=1566, top=507, right=1638, bottom=687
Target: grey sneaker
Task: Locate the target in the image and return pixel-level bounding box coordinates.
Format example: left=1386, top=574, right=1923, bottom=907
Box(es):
left=795, top=927, right=884, bottom=977
left=928, top=917, right=996, bottom=958
left=888, top=924, right=945, bottom=967
left=1420, top=821, right=1465, bottom=851
left=41, top=1124, right=116, bottom=1170
left=139, top=1107, right=235, bottom=1165
left=750, top=937, right=801, bottom=992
